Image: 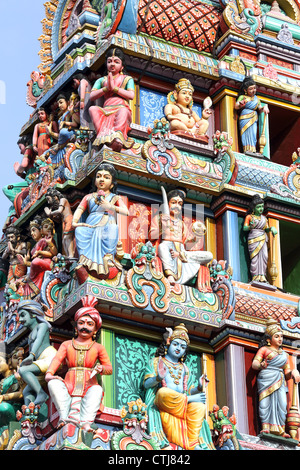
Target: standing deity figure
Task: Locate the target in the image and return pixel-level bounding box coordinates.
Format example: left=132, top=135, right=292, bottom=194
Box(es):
left=149, top=187, right=213, bottom=291
left=0, top=347, right=24, bottom=427
left=243, top=194, right=277, bottom=284
left=252, top=318, right=300, bottom=437
left=72, top=163, right=128, bottom=282
left=234, top=77, right=269, bottom=154
left=164, top=78, right=212, bottom=137
left=44, top=188, right=75, bottom=258
left=32, top=107, right=58, bottom=157
left=89, top=47, right=135, bottom=152
left=2, top=226, right=29, bottom=292
left=17, top=300, right=57, bottom=405
left=45, top=296, right=112, bottom=432
left=143, top=324, right=213, bottom=450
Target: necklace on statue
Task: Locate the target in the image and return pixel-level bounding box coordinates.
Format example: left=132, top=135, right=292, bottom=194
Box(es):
left=163, top=358, right=184, bottom=385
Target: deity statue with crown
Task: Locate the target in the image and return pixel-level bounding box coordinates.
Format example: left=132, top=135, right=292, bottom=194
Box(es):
left=252, top=317, right=300, bottom=438
left=143, top=323, right=214, bottom=450
left=164, top=78, right=212, bottom=142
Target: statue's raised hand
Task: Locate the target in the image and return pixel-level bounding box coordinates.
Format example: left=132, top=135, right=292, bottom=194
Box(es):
left=157, top=356, right=167, bottom=382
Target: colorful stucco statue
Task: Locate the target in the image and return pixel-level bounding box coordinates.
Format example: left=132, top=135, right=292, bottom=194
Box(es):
left=0, top=346, right=24, bottom=427
left=149, top=187, right=213, bottom=291
left=45, top=296, right=113, bottom=433
left=252, top=318, right=300, bottom=437
left=243, top=194, right=277, bottom=284
left=111, top=398, right=161, bottom=450
left=72, top=163, right=128, bottom=283
left=72, top=73, right=93, bottom=130
left=234, top=77, right=269, bottom=154
left=47, top=93, right=80, bottom=167
left=20, top=217, right=58, bottom=299
left=17, top=299, right=57, bottom=406
left=44, top=188, right=75, bottom=259
left=32, top=107, right=57, bottom=157
left=143, top=324, right=214, bottom=450
left=209, top=404, right=243, bottom=450
left=89, top=47, right=135, bottom=152
left=164, top=78, right=212, bottom=139
left=2, top=226, right=29, bottom=295
left=13, top=134, right=36, bottom=181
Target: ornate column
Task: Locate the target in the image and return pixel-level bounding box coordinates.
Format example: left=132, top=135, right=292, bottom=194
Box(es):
left=224, top=343, right=249, bottom=434
left=222, top=210, right=241, bottom=281
left=267, top=217, right=282, bottom=289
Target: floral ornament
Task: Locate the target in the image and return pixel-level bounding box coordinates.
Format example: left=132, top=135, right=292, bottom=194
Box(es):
left=213, top=130, right=233, bottom=155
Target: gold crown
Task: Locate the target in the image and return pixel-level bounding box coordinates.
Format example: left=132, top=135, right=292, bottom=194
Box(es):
left=175, top=78, right=194, bottom=93
left=265, top=317, right=282, bottom=338
left=169, top=323, right=190, bottom=345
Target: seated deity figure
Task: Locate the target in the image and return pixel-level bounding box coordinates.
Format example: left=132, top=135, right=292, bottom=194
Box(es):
left=149, top=187, right=213, bottom=291
left=45, top=296, right=112, bottom=432
left=143, top=324, right=213, bottom=450
left=19, top=217, right=58, bottom=299
left=17, top=299, right=57, bottom=406
left=72, top=163, right=128, bottom=283
left=2, top=226, right=30, bottom=293
left=0, top=346, right=24, bottom=427
left=89, top=47, right=135, bottom=152
left=46, top=93, right=80, bottom=167
left=164, top=79, right=212, bottom=138
left=13, top=134, right=36, bottom=180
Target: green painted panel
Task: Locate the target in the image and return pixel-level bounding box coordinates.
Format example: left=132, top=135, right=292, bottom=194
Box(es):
left=114, top=334, right=202, bottom=410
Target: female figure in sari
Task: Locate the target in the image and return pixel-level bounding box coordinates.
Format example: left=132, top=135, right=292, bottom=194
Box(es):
left=235, top=78, right=269, bottom=153
left=252, top=318, right=300, bottom=437
left=243, top=194, right=277, bottom=283
left=72, top=163, right=128, bottom=280
left=89, top=47, right=135, bottom=152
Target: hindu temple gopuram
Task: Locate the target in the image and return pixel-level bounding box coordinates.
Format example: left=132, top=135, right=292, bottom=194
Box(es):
left=1, top=0, right=300, bottom=453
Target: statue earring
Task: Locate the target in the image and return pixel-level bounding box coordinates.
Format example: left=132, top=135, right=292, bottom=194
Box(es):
left=93, top=332, right=97, bottom=340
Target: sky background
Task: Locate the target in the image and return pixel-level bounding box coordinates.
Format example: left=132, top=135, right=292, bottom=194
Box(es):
left=0, top=0, right=46, bottom=231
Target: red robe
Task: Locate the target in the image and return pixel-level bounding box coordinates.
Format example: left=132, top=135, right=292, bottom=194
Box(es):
left=47, top=339, right=113, bottom=404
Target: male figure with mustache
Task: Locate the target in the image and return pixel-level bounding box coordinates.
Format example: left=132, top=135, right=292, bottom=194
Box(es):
left=45, top=296, right=112, bottom=432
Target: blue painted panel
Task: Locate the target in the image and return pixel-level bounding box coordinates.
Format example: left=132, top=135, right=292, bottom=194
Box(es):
left=139, top=87, right=202, bottom=129
left=222, top=210, right=241, bottom=282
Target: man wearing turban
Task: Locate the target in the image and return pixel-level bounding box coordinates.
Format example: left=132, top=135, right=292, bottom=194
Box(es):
left=45, top=296, right=112, bottom=432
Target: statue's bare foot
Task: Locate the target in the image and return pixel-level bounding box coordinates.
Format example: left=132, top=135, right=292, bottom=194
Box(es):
left=34, top=389, right=49, bottom=405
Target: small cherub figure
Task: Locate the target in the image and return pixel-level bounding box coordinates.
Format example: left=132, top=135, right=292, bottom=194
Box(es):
left=164, top=79, right=212, bottom=138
